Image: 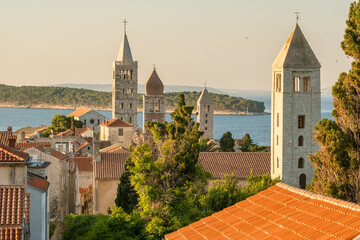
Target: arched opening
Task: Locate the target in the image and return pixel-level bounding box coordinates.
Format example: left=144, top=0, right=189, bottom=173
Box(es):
left=207, top=105, right=210, bottom=112
left=150, top=99, right=154, bottom=112
left=299, top=174, right=306, bottom=189
left=298, top=136, right=304, bottom=146
left=298, top=158, right=304, bottom=168
left=129, top=117, right=132, bottom=123
left=156, top=99, right=161, bottom=112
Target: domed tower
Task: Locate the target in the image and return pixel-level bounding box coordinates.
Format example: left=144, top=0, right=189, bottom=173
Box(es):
left=197, top=88, right=214, bottom=139
left=271, top=24, right=321, bottom=189
left=112, top=20, right=138, bottom=127
left=142, top=67, right=165, bottom=130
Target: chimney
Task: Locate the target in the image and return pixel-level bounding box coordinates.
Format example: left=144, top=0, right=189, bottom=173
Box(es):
left=8, top=136, right=17, bottom=149
left=20, top=132, right=26, bottom=142
left=7, top=126, right=12, bottom=133
left=93, top=132, right=101, bottom=161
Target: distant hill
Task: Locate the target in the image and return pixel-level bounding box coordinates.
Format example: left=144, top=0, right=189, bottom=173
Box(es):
left=0, top=84, right=265, bottom=113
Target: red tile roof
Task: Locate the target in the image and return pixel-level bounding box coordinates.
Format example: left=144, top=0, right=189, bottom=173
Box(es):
left=16, top=141, right=51, bottom=151
left=0, top=185, right=27, bottom=239
left=198, top=152, right=270, bottom=179
left=34, top=145, right=68, bottom=160
left=165, top=183, right=360, bottom=240
left=76, top=140, right=111, bottom=152
left=0, top=132, right=13, bottom=146
left=99, top=143, right=129, bottom=153
left=0, top=143, right=29, bottom=162
left=75, top=127, right=91, bottom=136
left=73, top=157, right=93, bottom=171
left=93, top=153, right=130, bottom=179
left=79, top=185, right=93, bottom=195
left=27, top=173, right=49, bottom=191
left=99, top=118, right=134, bottom=128
left=56, top=129, right=73, bottom=136
left=68, top=108, right=91, bottom=118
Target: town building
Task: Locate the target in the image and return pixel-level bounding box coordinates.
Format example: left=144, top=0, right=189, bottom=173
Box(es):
left=196, top=88, right=214, bottom=139
left=112, top=21, right=138, bottom=127
left=99, top=119, right=134, bottom=147
left=27, top=172, right=50, bottom=240
left=165, top=182, right=360, bottom=240
left=271, top=24, right=321, bottom=188
left=68, top=109, right=106, bottom=132
left=92, top=152, right=130, bottom=214
left=142, top=68, right=166, bottom=130
left=198, top=152, right=270, bottom=186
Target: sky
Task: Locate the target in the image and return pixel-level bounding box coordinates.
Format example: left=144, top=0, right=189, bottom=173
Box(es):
left=0, top=0, right=354, bottom=91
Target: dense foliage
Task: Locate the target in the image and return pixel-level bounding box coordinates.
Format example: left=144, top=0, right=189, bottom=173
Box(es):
left=240, top=133, right=269, bottom=152
left=220, top=131, right=235, bottom=152
left=115, top=170, right=138, bottom=214
left=309, top=1, right=360, bottom=203
left=0, top=84, right=265, bottom=113
left=43, top=114, right=83, bottom=136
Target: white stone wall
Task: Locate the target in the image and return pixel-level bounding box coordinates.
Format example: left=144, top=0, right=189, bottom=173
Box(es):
left=0, top=165, right=26, bottom=185
left=77, top=111, right=105, bottom=132
left=112, top=61, right=138, bottom=127
left=271, top=67, right=320, bottom=188
left=197, top=103, right=214, bottom=139
left=100, top=126, right=133, bottom=148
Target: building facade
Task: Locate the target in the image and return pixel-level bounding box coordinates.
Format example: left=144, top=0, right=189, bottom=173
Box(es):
left=112, top=25, right=138, bottom=127
left=100, top=119, right=134, bottom=147
left=271, top=24, right=321, bottom=188
left=143, top=68, right=165, bottom=130
left=196, top=88, right=214, bottom=139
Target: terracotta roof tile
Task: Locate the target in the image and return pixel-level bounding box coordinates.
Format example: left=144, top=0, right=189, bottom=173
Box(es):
left=16, top=141, right=51, bottom=151
left=198, top=152, right=270, bottom=179
left=99, top=143, right=129, bottom=153
left=56, top=129, right=73, bottom=136
left=165, top=183, right=360, bottom=240
left=27, top=173, right=49, bottom=191
left=0, top=132, right=15, bottom=146
left=76, top=140, right=111, bottom=152
left=0, top=185, right=25, bottom=228
left=73, top=157, right=93, bottom=171
left=0, top=143, right=29, bottom=162
left=93, top=153, right=130, bottom=179
left=75, top=127, right=91, bottom=136
left=68, top=108, right=91, bottom=118
left=99, top=118, right=134, bottom=128
left=25, top=192, right=30, bottom=234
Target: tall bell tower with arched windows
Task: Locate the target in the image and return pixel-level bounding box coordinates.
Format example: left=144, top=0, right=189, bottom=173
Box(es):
left=271, top=24, right=321, bottom=189
left=142, top=67, right=165, bottom=130
left=112, top=19, right=138, bottom=127
left=197, top=88, right=214, bottom=139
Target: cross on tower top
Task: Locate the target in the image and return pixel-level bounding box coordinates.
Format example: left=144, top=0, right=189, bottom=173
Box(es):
left=123, top=18, right=128, bottom=32
left=153, top=64, right=156, bottom=70
left=294, top=11, right=301, bottom=24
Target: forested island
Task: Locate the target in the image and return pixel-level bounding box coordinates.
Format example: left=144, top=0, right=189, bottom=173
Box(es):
left=0, top=84, right=266, bottom=114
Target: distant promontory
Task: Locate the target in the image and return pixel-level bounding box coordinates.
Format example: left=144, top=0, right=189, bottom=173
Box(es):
left=0, top=84, right=266, bottom=114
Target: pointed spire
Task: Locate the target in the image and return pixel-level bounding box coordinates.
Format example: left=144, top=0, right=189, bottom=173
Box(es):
left=272, top=24, right=321, bottom=69
left=145, top=67, right=164, bottom=95
left=117, top=19, right=133, bottom=63
left=197, top=88, right=213, bottom=104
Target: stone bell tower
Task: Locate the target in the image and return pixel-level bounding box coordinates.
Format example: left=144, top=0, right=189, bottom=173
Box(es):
left=112, top=19, right=138, bottom=127
left=271, top=24, right=321, bottom=189
left=143, top=67, right=166, bottom=130
left=197, top=88, right=214, bottom=139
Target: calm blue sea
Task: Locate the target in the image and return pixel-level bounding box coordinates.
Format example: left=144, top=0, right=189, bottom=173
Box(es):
left=0, top=95, right=333, bottom=146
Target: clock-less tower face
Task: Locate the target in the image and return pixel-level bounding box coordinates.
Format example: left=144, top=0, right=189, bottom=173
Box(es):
left=112, top=29, right=138, bottom=128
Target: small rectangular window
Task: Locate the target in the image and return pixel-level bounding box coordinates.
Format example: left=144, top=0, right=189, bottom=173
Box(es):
left=120, top=103, right=124, bottom=109
left=84, top=120, right=86, bottom=125
left=276, top=135, right=278, bottom=145
left=303, top=77, right=310, bottom=92
left=275, top=73, right=281, bottom=92
left=118, top=128, right=123, bottom=136
left=129, top=103, right=133, bottom=109
left=277, top=113, right=279, bottom=127
left=298, top=115, right=305, bottom=128
left=293, top=77, right=300, bottom=92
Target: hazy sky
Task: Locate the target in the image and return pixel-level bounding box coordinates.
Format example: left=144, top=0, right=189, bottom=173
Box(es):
left=0, top=0, right=354, bottom=91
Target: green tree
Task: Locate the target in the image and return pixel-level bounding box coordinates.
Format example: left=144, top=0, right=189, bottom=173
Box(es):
left=115, top=170, right=138, bottom=214
left=43, top=114, right=83, bottom=136
left=219, top=131, right=235, bottom=152
left=309, top=1, right=360, bottom=203
left=240, top=133, right=253, bottom=152
left=129, top=93, right=209, bottom=238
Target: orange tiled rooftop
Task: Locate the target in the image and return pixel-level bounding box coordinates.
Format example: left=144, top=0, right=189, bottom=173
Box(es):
left=165, top=183, right=360, bottom=240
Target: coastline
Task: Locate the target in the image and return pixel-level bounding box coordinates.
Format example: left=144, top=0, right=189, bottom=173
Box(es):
left=0, top=103, right=270, bottom=116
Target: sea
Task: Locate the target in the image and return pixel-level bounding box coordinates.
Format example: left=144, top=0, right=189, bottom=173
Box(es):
left=0, top=95, right=333, bottom=146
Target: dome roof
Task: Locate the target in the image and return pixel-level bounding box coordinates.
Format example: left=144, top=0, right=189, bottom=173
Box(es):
left=145, top=68, right=164, bottom=95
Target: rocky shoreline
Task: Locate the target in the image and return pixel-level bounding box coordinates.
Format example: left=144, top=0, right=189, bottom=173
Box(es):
left=0, top=103, right=270, bottom=116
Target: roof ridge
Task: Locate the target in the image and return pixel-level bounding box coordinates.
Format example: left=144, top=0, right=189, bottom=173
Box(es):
left=277, top=182, right=360, bottom=212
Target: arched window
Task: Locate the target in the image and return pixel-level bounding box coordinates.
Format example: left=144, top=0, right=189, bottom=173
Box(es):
left=155, top=99, right=161, bottom=112
left=277, top=157, right=279, bottom=168
left=298, top=158, right=304, bottom=168
left=150, top=99, right=154, bottom=112
left=122, top=89, right=125, bottom=95
left=298, top=136, right=304, bottom=146
left=207, top=105, right=210, bottom=112
left=129, top=117, right=132, bottom=123
left=205, top=113, right=208, bottom=117
left=130, top=70, right=133, bottom=79
left=277, top=135, right=279, bottom=145
left=129, top=103, right=133, bottom=109
left=299, top=174, right=306, bottom=189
